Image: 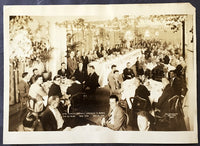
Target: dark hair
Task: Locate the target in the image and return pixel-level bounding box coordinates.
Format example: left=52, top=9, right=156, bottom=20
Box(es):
left=53, top=75, right=61, bottom=81
left=23, top=114, right=36, bottom=128
left=113, top=70, right=119, bottom=74
left=89, top=65, right=95, bottom=70
left=22, top=72, right=28, bottom=78
left=109, top=94, right=119, bottom=102
left=35, top=75, right=42, bottom=81
left=111, top=64, right=116, bottom=69
left=61, top=62, right=66, bottom=66
left=33, top=68, right=38, bottom=72
left=48, top=95, right=59, bottom=105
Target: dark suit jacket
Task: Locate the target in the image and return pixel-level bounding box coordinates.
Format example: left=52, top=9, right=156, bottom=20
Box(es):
left=67, top=57, right=77, bottom=77
left=74, top=69, right=87, bottom=83
left=156, top=84, right=175, bottom=110
left=123, top=68, right=135, bottom=81
left=48, top=83, right=62, bottom=98
left=57, top=69, right=69, bottom=78
left=40, top=107, right=60, bottom=131
left=171, top=77, right=183, bottom=96
left=85, top=72, right=99, bottom=94
left=105, top=105, right=126, bottom=131
left=81, top=56, right=89, bottom=72
left=135, top=85, right=151, bottom=111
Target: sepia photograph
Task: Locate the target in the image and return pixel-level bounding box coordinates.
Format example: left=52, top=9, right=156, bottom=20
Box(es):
left=3, top=3, right=198, bottom=144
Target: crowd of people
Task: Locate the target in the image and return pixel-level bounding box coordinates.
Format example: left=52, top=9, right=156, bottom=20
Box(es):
left=17, top=39, right=188, bottom=131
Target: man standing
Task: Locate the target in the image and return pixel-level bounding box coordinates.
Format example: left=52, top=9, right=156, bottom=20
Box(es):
left=18, top=72, right=30, bottom=120
left=67, top=51, right=77, bottom=78
left=101, top=95, right=127, bottom=131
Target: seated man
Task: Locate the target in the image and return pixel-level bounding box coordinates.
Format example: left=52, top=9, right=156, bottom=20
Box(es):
left=101, top=95, right=127, bottom=131
left=137, top=111, right=154, bottom=131
left=57, top=62, right=69, bottom=78
left=40, top=96, right=65, bottom=131
left=48, top=75, right=62, bottom=98
left=109, top=70, right=123, bottom=99
left=29, top=75, right=48, bottom=113
left=154, top=78, right=175, bottom=115
left=107, top=64, right=117, bottom=86
left=123, top=62, right=135, bottom=81
left=134, top=78, right=151, bottom=111
left=74, top=62, right=87, bottom=84
left=29, top=68, right=39, bottom=85
left=84, top=65, right=100, bottom=95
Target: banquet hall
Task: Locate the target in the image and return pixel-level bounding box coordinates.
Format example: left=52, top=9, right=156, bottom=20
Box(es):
left=8, top=14, right=195, bottom=132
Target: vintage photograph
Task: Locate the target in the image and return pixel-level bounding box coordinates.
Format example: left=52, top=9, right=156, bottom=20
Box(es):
left=4, top=3, right=197, bottom=144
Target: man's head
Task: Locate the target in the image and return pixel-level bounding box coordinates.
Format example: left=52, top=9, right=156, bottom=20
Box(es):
left=48, top=95, right=60, bottom=109
left=33, top=68, right=38, bottom=75
left=111, top=64, right=117, bottom=72
left=23, top=113, right=37, bottom=131
left=126, top=62, right=131, bottom=69
left=22, top=72, right=29, bottom=81
left=137, top=111, right=151, bottom=131
left=61, top=62, right=66, bottom=70
left=109, top=95, right=119, bottom=110
left=53, top=75, right=61, bottom=85
left=35, top=75, right=43, bottom=85
left=88, top=65, right=95, bottom=74
left=70, top=51, right=75, bottom=58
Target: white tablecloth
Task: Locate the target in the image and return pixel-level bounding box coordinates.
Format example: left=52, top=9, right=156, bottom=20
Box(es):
left=90, top=49, right=141, bottom=87
left=121, top=78, right=163, bottom=109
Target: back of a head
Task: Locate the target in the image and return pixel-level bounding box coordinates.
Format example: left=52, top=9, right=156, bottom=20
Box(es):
left=23, top=113, right=37, bottom=130
left=110, top=94, right=119, bottom=102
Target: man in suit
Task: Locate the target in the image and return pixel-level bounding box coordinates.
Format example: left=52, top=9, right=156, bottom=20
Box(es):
left=134, top=78, right=151, bottom=111
left=57, top=62, right=69, bottom=78
left=107, top=64, right=117, bottom=86
left=29, top=68, right=39, bottom=85
left=48, top=75, right=62, bottom=98
left=18, top=72, right=30, bottom=121
left=84, top=65, right=100, bottom=95
left=81, top=51, right=89, bottom=73
left=101, top=95, right=127, bottom=131
left=155, top=78, right=175, bottom=115
left=123, top=62, right=135, bottom=81
left=67, top=51, right=77, bottom=78
left=40, top=96, right=65, bottom=131
left=109, top=70, right=123, bottom=99
left=74, top=62, right=87, bottom=84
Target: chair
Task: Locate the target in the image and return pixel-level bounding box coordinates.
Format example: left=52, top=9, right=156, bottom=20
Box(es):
left=130, top=96, right=148, bottom=112
left=155, top=95, right=186, bottom=131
